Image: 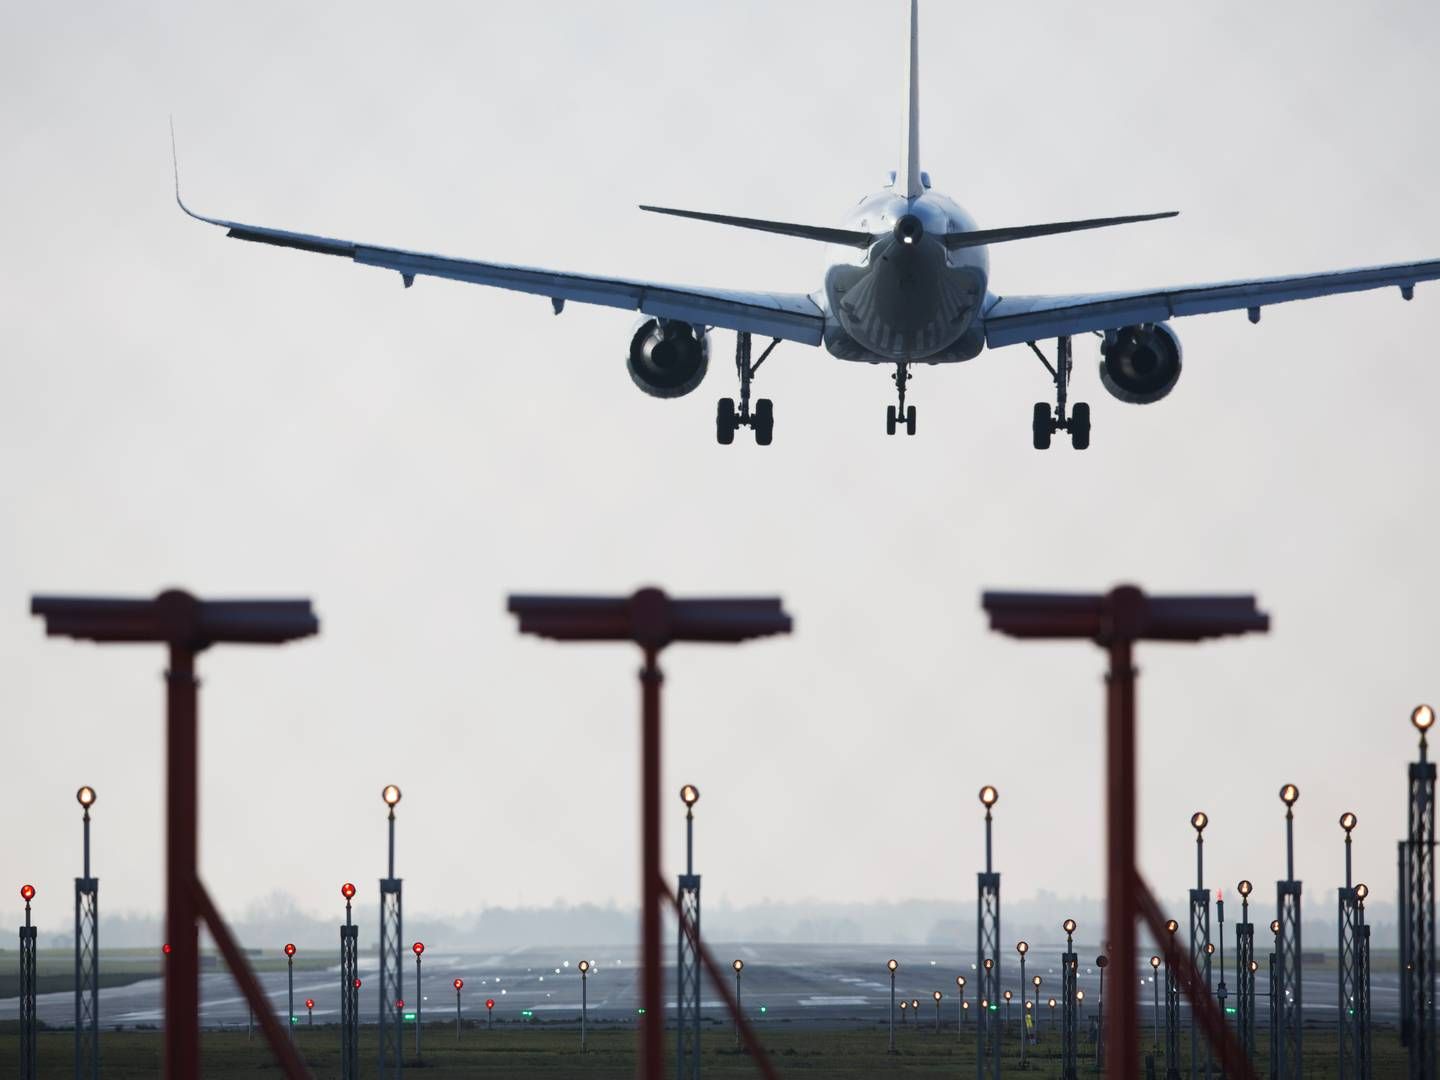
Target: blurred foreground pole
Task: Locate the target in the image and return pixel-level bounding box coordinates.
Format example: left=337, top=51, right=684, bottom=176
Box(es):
left=509, top=587, right=791, bottom=1080
left=983, top=585, right=1267, bottom=1080
left=31, top=590, right=319, bottom=1080
left=1339, top=813, right=1363, bottom=1080
left=19, top=885, right=38, bottom=1080
left=1407, top=704, right=1438, bottom=1080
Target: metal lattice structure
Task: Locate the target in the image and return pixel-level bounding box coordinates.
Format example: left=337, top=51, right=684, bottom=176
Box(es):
left=20, top=918, right=38, bottom=1080
left=340, top=922, right=359, bottom=1080
left=976, top=870, right=1001, bottom=1080
left=1236, top=920, right=1256, bottom=1066
left=1340, top=886, right=1364, bottom=1079
left=1405, top=839, right=1415, bottom=1049
left=676, top=872, right=702, bottom=1080
left=1164, top=953, right=1180, bottom=1080
left=1362, top=916, right=1374, bottom=1079
left=1062, top=948, right=1079, bottom=1080
left=1190, top=886, right=1213, bottom=1080
left=1275, top=881, right=1303, bottom=1080
left=74, top=877, right=99, bottom=1080
left=379, top=879, right=404, bottom=1077
left=1408, top=750, right=1437, bottom=1080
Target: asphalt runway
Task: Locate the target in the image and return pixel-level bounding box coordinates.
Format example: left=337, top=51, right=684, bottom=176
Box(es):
left=9, top=942, right=1401, bottom=1031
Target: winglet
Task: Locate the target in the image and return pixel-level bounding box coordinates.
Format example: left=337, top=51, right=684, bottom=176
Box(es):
left=170, top=118, right=227, bottom=227
left=897, top=0, right=923, bottom=200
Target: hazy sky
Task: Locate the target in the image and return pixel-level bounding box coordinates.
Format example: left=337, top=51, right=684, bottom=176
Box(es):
left=3, top=0, right=1439, bottom=933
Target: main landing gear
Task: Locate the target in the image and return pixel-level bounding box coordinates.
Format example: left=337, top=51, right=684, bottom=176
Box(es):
left=1027, top=335, right=1090, bottom=450
left=717, top=331, right=780, bottom=446
left=886, top=363, right=917, bottom=436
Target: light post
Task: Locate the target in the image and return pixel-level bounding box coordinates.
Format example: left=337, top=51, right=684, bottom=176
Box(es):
left=1165, top=919, right=1180, bottom=1080
left=1149, top=955, right=1161, bottom=1055
left=677, top=785, right=702, bottom=1080
left=1004, top=989, right=1013, bottom=1037
left=934, top=990, right=943, bottom=1034
left=1354, top=883, right=1373, bottom=1079
left=977, top=784, right=1002, bottom=1080
left=1048, top=997, right=1057, bottom=1038
left=413, top=941, right=425, bottom=1061
left=284, top=943, right=296, bottom=1041
left=340, top=882, right=360, bottom=1080
left=1338, top=810, right=1365, bottom=1080
left=1237, top=878, right=1257, bottom=1067
left=74, top=785, right=99, bottom=1080
left=486, top=998, right=495, bottom=1030
left=1061, top=918, right=1078, bottom=1080
left=956, top=973, right=966, bottom=1033
left=19, top=884, right=37, bottom=1080
left=1017, top=940, right=1029, bottom=1065
left=578, top=961, right=590, bottom=1052
left=900, top=999, right=908, bottom=1028
left=1269, top=917, right=1281, bottom=1080
left=453, top=980, right=464, bottom=1043
left=1096, top=953, right=1109, bottom=1071
left=1218, top=888, right=1228, bottom=1033
left=888, top=959, right=899, bottom=1052
left=380, top=784, right=404, bottom=1080
left=306, top=999, right=314, bottom=1026
left=1032, top=975, right=1042, bottom=1044
left=734, top=960, right=745, bottom=1050
left=1275, top=783, right=1303, bottom=1080
left=1190, top=810, right=1214, bottom=1080
left=1405, top=704, right=1437, bottom=1080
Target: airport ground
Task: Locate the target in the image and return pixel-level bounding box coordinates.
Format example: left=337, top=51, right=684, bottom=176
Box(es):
left=0, top=1024, right=1408, bottom=1078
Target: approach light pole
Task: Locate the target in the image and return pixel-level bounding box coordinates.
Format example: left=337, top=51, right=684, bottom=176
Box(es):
left=1164, top=919, right=1181, bottom=1080
left=379, top=785, right=404, bottom=1079
left=74, top=785, right=100, bottom=1080
left=1355, top=883, right=1374, bottom=1079
left=1017, top=940, right=1030, bottom=1065
left=284, top=944, right=296, bottom=1041
left=1033, top=975, right=1043, bottom=1044
left=1405, top=704, right=1437, bottom=1080
left=340, top=883, right=360, bottom=1080
left=889, top=959, right=899, bottom=1053
left=1062, top=918, right=1080, bottom=1080
left=1149, top=956, right=1161, bottom=1056
left=508, top=588, right=791, bottom=1080
left=1097, top=952, right=1110, bottom=1071
left=1275, top=784, right=1303, bottom=1080
left=734, top=960, right=745, bottom=1050
left=982, top=586, right=1266, bottom=1080
left=677, top=784, right=702, bottom=1080
left=1237, top=879, right=1257, bottom=1068
left=578, top=961, right=590, bottom=1052
left=1339, top=811, right=1365, bottom=1080
left=19, top=884, right=38, bottom=1080
left=485, top=998, right=494, bottom=1030
left=978, top=785, right=1002, bottom=1080
left=412, top=941, right=425, bottom=1060
left=453, top=979, right=464, bottom=1043
left=305, top=999, right=314, bottom=1026
left=956, top=973, right=967, bottom=1033
left=1190, top=811, right=1214, bottom=1080
left=30, top=590, right=319, bottom=1080
left=935, top=990, right=944, bottom=1034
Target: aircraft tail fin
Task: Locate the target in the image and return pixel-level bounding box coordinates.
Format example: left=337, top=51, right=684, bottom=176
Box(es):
left=897, top=0, right=923, bottom=199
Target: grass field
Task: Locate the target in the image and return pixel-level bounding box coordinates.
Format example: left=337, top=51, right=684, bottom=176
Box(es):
left=0, top=1021, right=1405, bottom=1078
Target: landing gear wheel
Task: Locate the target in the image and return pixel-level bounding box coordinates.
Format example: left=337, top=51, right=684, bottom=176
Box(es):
left=905, top=405, right=917, bottom=436
left=1070, top=401, right=1091, bottom=450
left=716, top=398, right=737, bottom=446
left=886, top=405, right=898, bottom=435
left=753, top=398, right=774, bottom=446
left=1032, top=402, right=1053, bottom=450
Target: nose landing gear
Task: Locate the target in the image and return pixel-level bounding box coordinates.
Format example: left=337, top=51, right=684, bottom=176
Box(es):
left=717, top=332, right=781, bottom=446
left=886, top=363, right=917, bottom=436
left=1027, top=336, right=1090, bottom=450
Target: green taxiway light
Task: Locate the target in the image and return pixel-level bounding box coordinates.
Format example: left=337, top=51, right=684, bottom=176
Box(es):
left=404, top=1012, right=417, bottom=1022
left=1225, top=1007, right=1237, bottom=1015
left=637, top=1008, right=646, bottom=1015
left=990, top=1004, right=999, bottom=1012
left=522, top=1009, right=534, bottom=1018
left=759, top=1005, right=767, bottom=1014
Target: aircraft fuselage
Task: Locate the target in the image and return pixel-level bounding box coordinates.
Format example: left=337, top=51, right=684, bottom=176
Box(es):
left=822, top=187, right=989, bottom=364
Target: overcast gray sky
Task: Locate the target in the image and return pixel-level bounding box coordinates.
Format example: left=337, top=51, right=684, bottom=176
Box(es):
left=3, top=0, right=1438, bottom=932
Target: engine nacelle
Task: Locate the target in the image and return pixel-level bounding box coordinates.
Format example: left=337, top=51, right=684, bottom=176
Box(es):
left=1098, top=322, right=1183, bottom=405
left=627, top=319, right=709, bottom=399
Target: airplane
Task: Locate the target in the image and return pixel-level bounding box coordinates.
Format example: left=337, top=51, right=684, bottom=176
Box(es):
left=178, top=0, right=1440, bottom=449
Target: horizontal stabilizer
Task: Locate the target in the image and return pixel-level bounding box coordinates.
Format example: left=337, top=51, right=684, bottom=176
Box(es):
left=944, top=211, right=1178, bottom=250
left=640, top=205, right=874, bottom=249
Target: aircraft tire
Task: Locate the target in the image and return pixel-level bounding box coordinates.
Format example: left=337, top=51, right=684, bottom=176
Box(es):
left=905, top=405, right=917, bottom=436
left=1032, top=402, right=1052, bottom=450
left=886, top=405, right=897, bottom=436
left=1070, top=402, right=1091, bottom=450
left=717, top=398, right=737, bottom=445
left=754, top=398, right=774, bottom=446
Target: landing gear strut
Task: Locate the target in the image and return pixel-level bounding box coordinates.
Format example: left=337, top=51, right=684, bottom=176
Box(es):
left=886, top=363, right=917, bottom=436
left=1027, top=336, right=1090, bottom=450
left=717, top=332, right=779, bottom=446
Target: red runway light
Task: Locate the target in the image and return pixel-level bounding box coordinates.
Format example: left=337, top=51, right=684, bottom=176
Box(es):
left=396, top=999, right=405, bottom=1009
left=354, top=978, right=362, bottom=989
left=341, top=882, right=356, bottom=900
left=486, top=999, right=495, bottom=1010
left=284, top=943, right=296, bottom=957
left=454, top=978, right=464, bottom=990
left=413, top=941, right=425, bottom=956
left=162, top=943, right=172, bottom=955
left=305, top=998, right=314, bottom=1009
left=20, top=884, right=35, bottom=902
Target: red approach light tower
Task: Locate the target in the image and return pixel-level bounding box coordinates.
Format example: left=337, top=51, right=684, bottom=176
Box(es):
left=983, top=585, right=1268, bottom=1080
left=31, top=589, right=319, bottom=1080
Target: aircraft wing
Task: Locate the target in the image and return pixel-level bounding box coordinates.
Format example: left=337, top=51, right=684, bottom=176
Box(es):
left=981, top=259, right=1440, bottom=348
left=179, top=200, right=826, bottom=346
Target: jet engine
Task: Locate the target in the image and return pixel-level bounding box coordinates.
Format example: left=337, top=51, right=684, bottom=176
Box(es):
left=627, top=319, right=710, bottom=398
left=1098, top=322, right=1183, bottom=404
